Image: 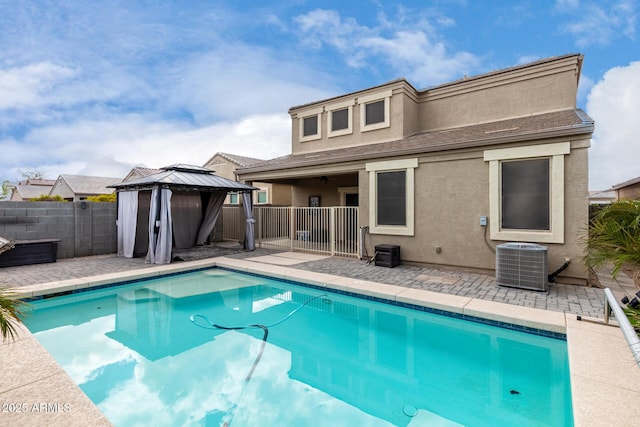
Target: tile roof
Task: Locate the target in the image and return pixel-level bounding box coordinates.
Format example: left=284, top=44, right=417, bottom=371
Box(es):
left=611, top=175, right=640, bottom=190
left=203, top=152, right=265, bottom=168
left=15, top=184, right=54, bottom=199
left=58, top=175, right=122, bottom=194
left=237, top=109, right=594, bottom=175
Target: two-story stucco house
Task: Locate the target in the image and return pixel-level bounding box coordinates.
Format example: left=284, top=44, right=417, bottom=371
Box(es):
left=236, top=54, right=594, bottom=284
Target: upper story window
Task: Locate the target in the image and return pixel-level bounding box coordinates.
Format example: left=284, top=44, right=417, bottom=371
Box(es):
left=359, top=90, right=392, bottom=132
left=484, top=142, right=570, bottom=243
left=327, top=99, right=354, bottom=138
left=299, top=107, right=323, bottom=142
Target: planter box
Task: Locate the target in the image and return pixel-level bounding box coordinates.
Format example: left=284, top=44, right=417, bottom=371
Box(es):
left=0, top=239, right=61, bottom=268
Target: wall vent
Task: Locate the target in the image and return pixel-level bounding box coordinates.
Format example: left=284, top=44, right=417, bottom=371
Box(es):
left=496, top=243, right=548, bottom=291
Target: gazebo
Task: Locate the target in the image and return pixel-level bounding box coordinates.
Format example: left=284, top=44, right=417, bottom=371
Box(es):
left=110, top=164, right=257, bottom=264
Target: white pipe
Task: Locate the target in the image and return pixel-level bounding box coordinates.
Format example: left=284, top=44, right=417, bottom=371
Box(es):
left=604, top=288, right=640, bottom=368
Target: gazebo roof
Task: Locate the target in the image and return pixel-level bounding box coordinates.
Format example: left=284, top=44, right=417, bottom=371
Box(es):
left=110, top=164, right=257, bottom=192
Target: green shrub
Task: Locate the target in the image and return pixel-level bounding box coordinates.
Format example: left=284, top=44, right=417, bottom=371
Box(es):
left=86, top=193, right=116, bottom=203
left=29, top=194, right=67, bottom=202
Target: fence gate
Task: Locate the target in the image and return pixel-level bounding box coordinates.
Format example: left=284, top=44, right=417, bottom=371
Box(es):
left=222, top=206, right=359, bottom=258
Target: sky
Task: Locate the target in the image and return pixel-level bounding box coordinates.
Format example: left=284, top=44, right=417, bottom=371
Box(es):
left=0, top=0, right=638, bottom=191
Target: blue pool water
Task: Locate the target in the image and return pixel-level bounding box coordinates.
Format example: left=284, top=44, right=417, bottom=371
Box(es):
left=24, top=268, right=573, bottom=426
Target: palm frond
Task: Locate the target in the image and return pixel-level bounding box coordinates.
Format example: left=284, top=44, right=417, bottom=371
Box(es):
left=0, top=288, right=28, bottom=342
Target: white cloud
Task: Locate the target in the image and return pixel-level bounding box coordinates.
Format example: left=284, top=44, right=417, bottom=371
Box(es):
left=0, top=113, right=292, bottom=182
left=0, top=62, right=76, bottom=110
left=167, top=44, right=338, bottom=123
left=561, top=0, right=636, bottom=46
left=294, top=9, right=479, bottom=87
left=587, top=61, right=640, bottom=189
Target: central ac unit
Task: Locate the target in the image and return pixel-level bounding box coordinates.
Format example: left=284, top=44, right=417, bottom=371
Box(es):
left=496, top=243, right=548, bottom=291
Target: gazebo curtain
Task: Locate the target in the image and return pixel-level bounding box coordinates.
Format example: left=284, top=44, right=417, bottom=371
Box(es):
left=242, top=192, right=255, bottom=251
left=172, top=192, right=203, bottom=249
left=196, top=192, right=226, bottom=245
left=117, top=190, right=138, bottom=258
left=146, top=186, right=173, bottom=264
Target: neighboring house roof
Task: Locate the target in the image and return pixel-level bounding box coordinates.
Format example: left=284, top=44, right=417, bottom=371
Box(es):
left=122, top=167, right=163, bottom=182
left=202, top=152, right=265, bottom=168
left=237, top=109, right=594, bottom=175
left=55, top=174, right=121, bottom=195
left=111, top=164, right=257, bottom=192
left=588, top=190, right=616, bottom=204
left=22, top=179, right=56, bottom=186
left=611, top=176, right=640, bottom=191
left=12, top=183, right=54, bottom=200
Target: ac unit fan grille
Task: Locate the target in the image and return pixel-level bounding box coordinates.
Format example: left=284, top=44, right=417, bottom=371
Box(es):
left=496, top=243, right=548, bottom=291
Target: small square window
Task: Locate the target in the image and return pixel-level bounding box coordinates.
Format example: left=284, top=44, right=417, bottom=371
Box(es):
left=331, top=108, right=349, bottom=131
left=365, top=100, right=385, bottom=125
left=303, top=115, right=318, bottom=137
left=257, top=191, right=267, bottom=204
left=228, top=192, right=238, bottom=204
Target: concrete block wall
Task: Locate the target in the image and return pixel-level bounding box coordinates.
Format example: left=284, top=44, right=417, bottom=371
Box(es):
left=0, top=201, right=117, bottom=259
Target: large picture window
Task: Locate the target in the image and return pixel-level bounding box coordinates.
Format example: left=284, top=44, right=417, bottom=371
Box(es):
left=366, top=158, right=417, bottom=236
left=484, top=142, right=569, bottom=243
left=377, top=171, right=406, bottom=226
left=501, top=158, right=550, bottom=230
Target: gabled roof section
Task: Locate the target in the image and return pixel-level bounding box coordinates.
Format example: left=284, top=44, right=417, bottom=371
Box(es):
left=123, top=167, right=162, bottom=182
left=14, top=184, right=53, bottom=199
left=237, top=109, right=593, bottom=175
left=57, top=175, right=121, bottom=194
left=202, top=152, right=265, bottom=168
left=611, top=176, right=640, bottom=190
left=111, top=164, right=257, bottom=192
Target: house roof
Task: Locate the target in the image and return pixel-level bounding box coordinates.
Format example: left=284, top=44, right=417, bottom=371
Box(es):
left=14, top=184, right=53, bottom=200
left=236, top=109, right=594, bottom=176
left=122, top=167, right=162, bottom=182
left=202, top=152, right=265, bottom=168
left=611, top=176, right=640, bottom=191
left=20, top=179, right=56, bottom=186
left=57, top=174, right=121, bottom=195
left=111, top=164, right=257, bottom=192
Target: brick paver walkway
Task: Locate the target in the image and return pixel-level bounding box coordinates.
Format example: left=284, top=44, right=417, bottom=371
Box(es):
left=0, top=246, right=608, bottom=318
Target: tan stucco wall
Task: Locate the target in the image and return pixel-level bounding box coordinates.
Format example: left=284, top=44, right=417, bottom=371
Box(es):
left=50, top=180, right=74, bottom=200
left=617, top=183, right=640, bottom=200
left=291, top=81, right=412, bottom=155
left=205, top=154, right=291, bottom=206
left=357, top=140, right=590, bottom=283
left=289, top=56, right=582, bottom=156
left=419, top=60, right=579, bottom=130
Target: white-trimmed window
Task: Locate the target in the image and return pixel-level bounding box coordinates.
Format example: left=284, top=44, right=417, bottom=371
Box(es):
left=227, top=192, right=239, bottom=205
left=484, top=142, right=569, bottom=244
left=327, top=99, right=354, bottom=137
left=366, top=158, right=417, bottom=236
left=256, top=189, right=268, bottom=205
left=299, top=107, right=323, bottom=142
left=359, top=90, right=391, bottom=132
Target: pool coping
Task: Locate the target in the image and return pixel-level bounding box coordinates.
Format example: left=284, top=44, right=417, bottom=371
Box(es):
left=3, top=256, right=640, bottom=426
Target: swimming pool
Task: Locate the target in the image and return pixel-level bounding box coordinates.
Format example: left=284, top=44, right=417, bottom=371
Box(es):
left=24, top=268, right=573, bottom=426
